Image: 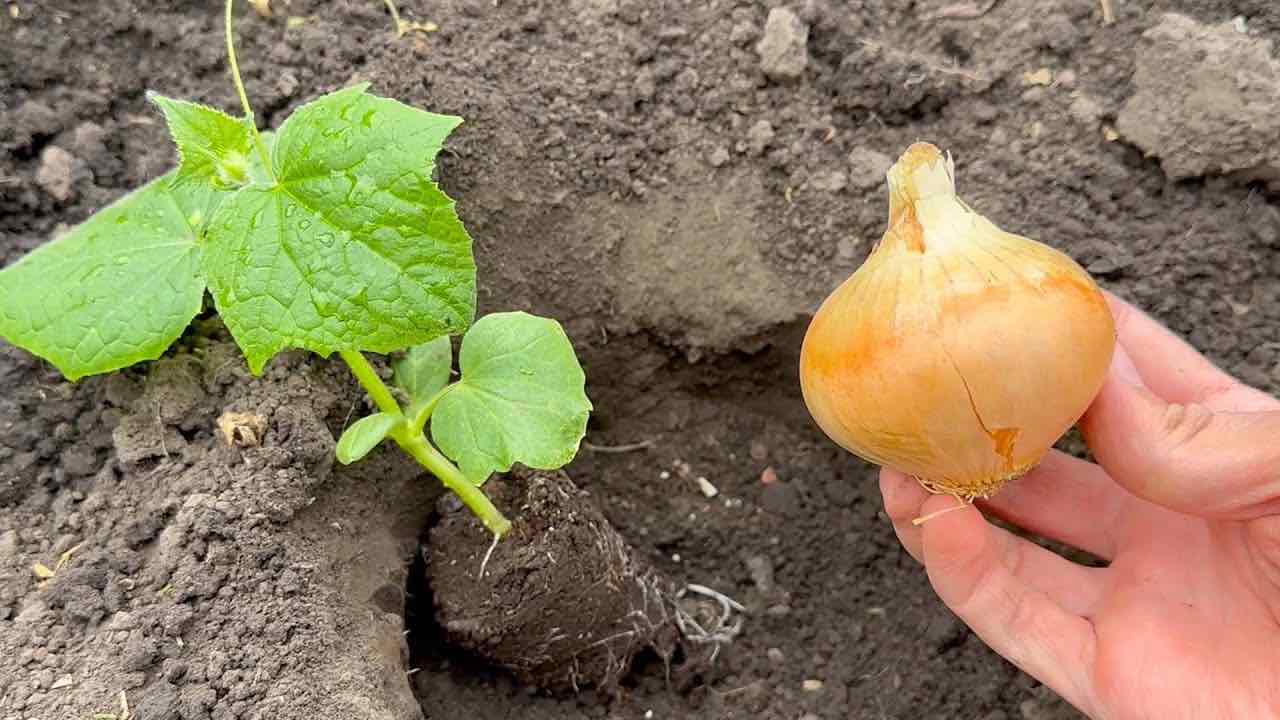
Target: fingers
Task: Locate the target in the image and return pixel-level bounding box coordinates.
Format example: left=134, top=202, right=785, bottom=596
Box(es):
left=880, top=474, right=1105, bottom=711
left=1081, top=344, right=1280, bottom=520
left=880, top=469, right=1107, bottom=615
left=881, top=470, right=929, bottom=562
left=1105, top=292, right=1278, bottom=412
left=917, top=493, right=1099, bottom=715
left=976, top=451, right=1127, bottom=560
left=883, top=451, right=1127, bottom=562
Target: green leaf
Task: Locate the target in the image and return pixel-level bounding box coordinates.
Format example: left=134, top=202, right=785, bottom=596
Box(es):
left=0, top=173, right=216, bottom=381
left=203, top=83, right=476, bottom=374
left=431, top=312, right=592, bottom=485
left=149, top=93, right=254, bottom=190
left=394, top=336, right=453, bottom=413
left=247, top=130, right=277, bottom=187
left=336, top=412, right=398, bottom=464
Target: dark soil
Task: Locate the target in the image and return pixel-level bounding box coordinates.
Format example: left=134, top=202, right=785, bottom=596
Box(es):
left=3, top=1, right=1279, bottom=719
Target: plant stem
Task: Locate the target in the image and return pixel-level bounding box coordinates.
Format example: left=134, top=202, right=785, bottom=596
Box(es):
left=225, top=0, right=275, bottom=179
left=338, top=350, right=511, bottom=538
left=394, top=430, right=512, bottom=537
left=410, top=384, right=453, bottom=435
left=382, top=0, right=405, bottom=35
left=339, top=350, right=403, bottom=417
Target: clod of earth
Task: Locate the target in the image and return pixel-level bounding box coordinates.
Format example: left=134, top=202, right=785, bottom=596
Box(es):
left=756, top=8, right=810, bottom=81
left=426, top=469, right=741, bottom=695
left=1115, top=13, right=1280, bottom=188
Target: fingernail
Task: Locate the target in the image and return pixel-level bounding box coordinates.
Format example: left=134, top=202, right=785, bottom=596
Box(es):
left=1110, top=344, right=1145, bottom=387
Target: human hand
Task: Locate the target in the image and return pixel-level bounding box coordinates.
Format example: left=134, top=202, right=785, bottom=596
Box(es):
left=879, top=293, right=1280, bottom=719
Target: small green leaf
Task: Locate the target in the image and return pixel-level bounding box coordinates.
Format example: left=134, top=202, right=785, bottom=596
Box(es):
left=0, top=173, right=216, bottom=381
left=149, top=93, right=254, bottom=190
left=431, top=312, right=592, bottom=485
left=203, top=83, right=476, bottom=374
left=247, top=130, right=277, bottom=186
left=394, top=336, right=453, bottom=412
left=336, top=412, right=398, bottom=464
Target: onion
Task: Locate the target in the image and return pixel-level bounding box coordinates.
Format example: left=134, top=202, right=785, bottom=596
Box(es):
left=799, top=142, right=1116, bottom=499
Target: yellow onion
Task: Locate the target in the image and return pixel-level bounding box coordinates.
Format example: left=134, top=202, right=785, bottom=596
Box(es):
left=799, top=142, right=1115, bottom=499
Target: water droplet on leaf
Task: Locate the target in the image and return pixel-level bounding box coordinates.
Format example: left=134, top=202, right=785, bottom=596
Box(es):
left=351, top=175, right=375, bottom=203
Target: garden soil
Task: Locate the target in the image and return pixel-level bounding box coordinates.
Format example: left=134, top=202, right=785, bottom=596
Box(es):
left=3, top=1, right=1280, bottom=719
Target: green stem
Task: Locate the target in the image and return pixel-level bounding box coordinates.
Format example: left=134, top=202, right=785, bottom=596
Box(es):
left=394, top=430, right=511, bottom=537
left=410, top=384, right=453, bottom=435
left=338, top=350, right=511, bottom=538
left=339, top=350, right=402, bottom=417
left=382, top=0, right=405, bottom=35
left=225, top=0, right=275, bottom=180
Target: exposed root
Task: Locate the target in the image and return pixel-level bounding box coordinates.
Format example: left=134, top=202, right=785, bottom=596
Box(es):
left=477, top=532, right=500, bottom=578
left=582, top=439, right=655, bottom=453
left=862, top=40, right=986, bottom=84
left=33, top=541, right=85, bottom=588
left=673, top=583, right=746, bottom=665
left=156, top=402, right=170, bottom=458
left=381, top=0, right=402, bottom=31
left=911, top=498, right=971, bottom=526
left=1099, top=0, right=1115, bottom=25
left=382, top=0, right=439, bottom=37
left=428, top=469, right=748, bottom=696
left=926, top=0, right=1001, bottom=20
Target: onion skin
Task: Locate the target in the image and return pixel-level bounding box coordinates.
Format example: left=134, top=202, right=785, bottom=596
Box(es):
left=799, top=142, right=1116, bottom=498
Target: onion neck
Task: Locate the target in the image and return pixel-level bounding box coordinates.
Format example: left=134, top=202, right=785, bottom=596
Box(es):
left=881, top=142, right=964, bottom=255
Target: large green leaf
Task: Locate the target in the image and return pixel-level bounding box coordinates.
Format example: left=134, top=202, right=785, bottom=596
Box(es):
left=0, top=174, right=216, bottom=380
left=431, top=312, right=592, bottom=485
left=203, top=83, right=476, bottom=374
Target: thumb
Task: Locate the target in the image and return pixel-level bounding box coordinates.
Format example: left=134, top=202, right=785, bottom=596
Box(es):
left=916, top=495, right=1099, bottom=714
left=1080, top=346, right=1280, bottom=520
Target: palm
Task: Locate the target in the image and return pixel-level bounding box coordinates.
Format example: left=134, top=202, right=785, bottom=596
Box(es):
left=877, top=295, right=1280, bottom=720
left=1090, top=506, right=1280, bottom=718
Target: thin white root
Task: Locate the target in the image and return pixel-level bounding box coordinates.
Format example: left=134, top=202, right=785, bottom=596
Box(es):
left=927, top=0, right=1000, bottom=20
left=583, top=439, right=655, bottom=454
left=673, top=584, right=746, bottom=664
left=478, top=532, right=500, bottom=579
left=911, top=499, right=970, bottom=526
left=683, top=583, right=746, bottom=616
left=1099, top=0, right=1114, bottom=24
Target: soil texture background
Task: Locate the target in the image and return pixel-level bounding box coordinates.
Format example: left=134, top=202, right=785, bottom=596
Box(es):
left=3, top=1, right=1279, bottom=719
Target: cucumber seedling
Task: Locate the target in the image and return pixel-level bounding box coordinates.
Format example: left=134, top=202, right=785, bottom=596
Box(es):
left=0, top=0, right=592, bottom=540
